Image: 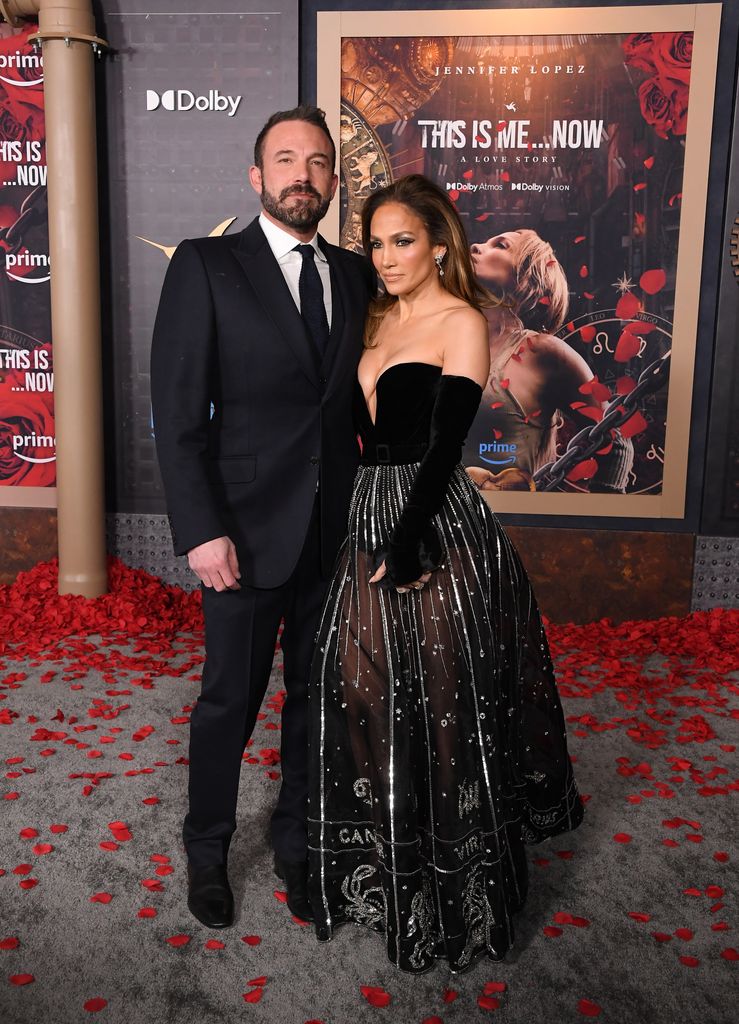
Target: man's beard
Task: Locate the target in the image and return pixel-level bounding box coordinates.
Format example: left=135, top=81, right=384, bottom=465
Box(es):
left=261, top=183, right=331, bottom=231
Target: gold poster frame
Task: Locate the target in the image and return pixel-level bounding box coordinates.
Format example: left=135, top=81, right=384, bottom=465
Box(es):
left=317, top=4, right=722, bottom=519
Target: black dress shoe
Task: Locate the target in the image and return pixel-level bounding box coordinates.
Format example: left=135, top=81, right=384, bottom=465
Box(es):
left=273, top=854, right=313, bottom=922
left=187, top=864, right=234, bottom=929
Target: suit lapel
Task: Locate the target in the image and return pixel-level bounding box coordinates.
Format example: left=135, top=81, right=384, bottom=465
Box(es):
left=231, top=219, right=320, bottom=388
left=320, top=238, right=362, bottom=395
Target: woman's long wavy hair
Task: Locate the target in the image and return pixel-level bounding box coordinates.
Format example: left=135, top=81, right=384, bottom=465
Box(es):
left=360, top=174, right=498, bottom=347
left=493, top=228, right=569, bottom=336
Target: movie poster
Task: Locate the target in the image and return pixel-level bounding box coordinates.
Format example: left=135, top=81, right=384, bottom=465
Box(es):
left=319, top=5, right=720, bottom=517
left=0, top=21, right=54, bottom=499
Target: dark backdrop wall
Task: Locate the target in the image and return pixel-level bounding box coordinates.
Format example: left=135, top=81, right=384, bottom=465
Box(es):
left=95, top=0, right=299, bottom=515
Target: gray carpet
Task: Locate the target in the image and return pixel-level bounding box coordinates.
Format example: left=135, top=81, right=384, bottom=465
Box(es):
left=1, top=617, right=736, bottom=1024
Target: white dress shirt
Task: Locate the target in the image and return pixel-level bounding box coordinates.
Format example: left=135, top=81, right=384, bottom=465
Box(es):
left=258, top=212, right=332, bottom=329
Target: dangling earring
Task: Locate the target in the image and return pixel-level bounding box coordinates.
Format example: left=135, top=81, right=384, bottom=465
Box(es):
left=435, top=252, right=445, bottom=278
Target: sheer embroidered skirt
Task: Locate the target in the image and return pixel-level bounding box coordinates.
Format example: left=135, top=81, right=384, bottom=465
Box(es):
left=307, top=464, right=584, bottom=973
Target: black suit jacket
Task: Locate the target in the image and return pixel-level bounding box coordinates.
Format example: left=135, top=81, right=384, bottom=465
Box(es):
left=150, top=216, right=375, bottom=588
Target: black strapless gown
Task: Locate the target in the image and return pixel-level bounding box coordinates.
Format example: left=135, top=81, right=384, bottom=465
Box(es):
left=307, top=362, right=583, bottom=973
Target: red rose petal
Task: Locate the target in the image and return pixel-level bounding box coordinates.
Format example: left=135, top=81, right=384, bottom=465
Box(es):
left=0, top=938, right=20, bottom=950
left=243, top=989, right=264, bottom=1004
left=580, top=325, right=596, bottom=344
left=578, top=1000, right=602, bottom=1018
left=84, top=998, right=108, bottom=1012
left=19, top=828, right=39, bottom=840
left=90, top=892, right=113, bottom=904
left=706, top=886, right=724, bottom=899
left=613, top=833, right=632, bottom=844
left=566, top=458, right=598, bottom=483
left=483, top=982, right=507, bottom=994
left=614, top=332, right=642, bottom=363
left=620, top=411, right=649, bottom=439
left=19, top=880, right=38, bottom=890
left=652, top=932, right=672, bottom=942
left=674, top=928, right=694, bottom=940
left=10, top=974, right=35, bottom=985
left=273, top=890, right=288, bottom=904
left=137, top=908, right=157, bottom=919
left=423, top=1018, right=444, bottom=1024
left=204, top=939, right=225, bottom=950
left=360, top=985, right=391, bottom=1008
left=50, top=824, right=68, bottom=834
left=543, top=926, right=563, bottom=937
left=721, top=948, right=738, bottom=961
left=640, top=269, right=666, bottom=295
left=628, top=912, right=651, bottom=922
left=165, top=934, right=191, bottom=947
left=679, top=956, right=700, bottom=967
left=478, top=995, right=500, bottom=1010
left=713, top=852, right=729, bottom=863
left=442, top=987, right=458, bottom=1003
left=616, top=291, right=642, bottom=320
left=32, top=843, right=53, bottom=855
left=242, top=935, right=261, bottom=946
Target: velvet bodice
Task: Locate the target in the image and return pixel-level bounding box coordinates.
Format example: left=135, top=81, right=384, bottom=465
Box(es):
left=355, top=362, right=443, bottom=448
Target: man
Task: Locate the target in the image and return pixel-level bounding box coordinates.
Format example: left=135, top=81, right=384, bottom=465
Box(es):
left=150, top=105, right=375, bottom=928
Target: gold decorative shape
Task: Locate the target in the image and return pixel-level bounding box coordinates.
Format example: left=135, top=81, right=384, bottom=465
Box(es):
left=339, top=103, right=391, bottom=251
left=341, top=36, right=454, bottom=127
left=137, top=217, right=237, bottom=261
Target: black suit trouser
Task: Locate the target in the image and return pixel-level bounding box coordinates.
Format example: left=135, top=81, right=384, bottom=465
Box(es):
left=183, top=497, right=327, bottom=867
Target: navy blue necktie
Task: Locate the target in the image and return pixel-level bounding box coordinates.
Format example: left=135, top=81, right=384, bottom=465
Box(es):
left=295, top=243, right=329, bottom=361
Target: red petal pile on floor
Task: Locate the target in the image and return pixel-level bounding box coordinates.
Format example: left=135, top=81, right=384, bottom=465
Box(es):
left=0, top=559, right=736, bottom=1021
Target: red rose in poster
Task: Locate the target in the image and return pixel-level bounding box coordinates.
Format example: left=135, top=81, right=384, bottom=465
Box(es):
left=653, top=32, right=692, bottom=86
left=0, top=349, right=55, bottom=486
left=622, top=33, right=656, bottom=73
left=669, top=86, right=690, bottom=136
left=625, top=33, right=691, bottom=140
left=638, top=77, right=676, bottom=139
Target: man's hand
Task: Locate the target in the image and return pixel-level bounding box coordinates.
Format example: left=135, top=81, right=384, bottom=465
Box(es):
left=188, top=536, right=241, bottom=591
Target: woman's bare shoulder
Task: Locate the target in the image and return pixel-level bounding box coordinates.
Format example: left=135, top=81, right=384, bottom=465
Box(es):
left=438, top=303, right=488, bottom=338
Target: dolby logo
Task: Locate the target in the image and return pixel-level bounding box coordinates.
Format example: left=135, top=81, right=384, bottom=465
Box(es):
left=146, top=88, right=241, bottom=117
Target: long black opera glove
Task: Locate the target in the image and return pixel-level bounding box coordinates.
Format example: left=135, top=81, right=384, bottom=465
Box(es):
left=378, top=374, right=483, bottom=588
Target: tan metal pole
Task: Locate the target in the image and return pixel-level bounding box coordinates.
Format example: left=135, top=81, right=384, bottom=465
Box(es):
left=3, top=0, right=108, bottom=596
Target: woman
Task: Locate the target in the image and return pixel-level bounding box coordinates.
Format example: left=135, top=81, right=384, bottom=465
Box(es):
left=307, top=175, right=583, bottom=974
left=465, top=230, right=633, bottom=492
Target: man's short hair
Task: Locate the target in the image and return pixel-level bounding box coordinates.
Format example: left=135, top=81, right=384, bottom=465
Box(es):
left=254, top=104, right=337, bottom=170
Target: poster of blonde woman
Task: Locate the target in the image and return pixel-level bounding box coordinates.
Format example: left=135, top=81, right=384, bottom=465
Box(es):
left=318, top=4, right=721, bottom=516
